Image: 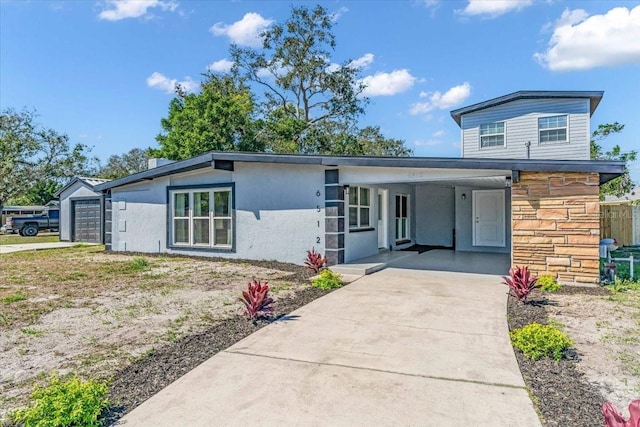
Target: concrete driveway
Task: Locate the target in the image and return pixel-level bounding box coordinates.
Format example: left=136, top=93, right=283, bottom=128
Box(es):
left=119, top=262, right=541, bottom=426
left=0, top=242, right=77, bottom=254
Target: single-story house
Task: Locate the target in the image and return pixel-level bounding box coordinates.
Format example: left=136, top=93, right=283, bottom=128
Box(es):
left=54, top=176, right=110, bottom=243
left=63, top=90, right=627, bottom=283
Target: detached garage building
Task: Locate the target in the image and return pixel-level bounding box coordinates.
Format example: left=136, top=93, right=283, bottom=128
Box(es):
left=55, top=177, right=110, bottom=243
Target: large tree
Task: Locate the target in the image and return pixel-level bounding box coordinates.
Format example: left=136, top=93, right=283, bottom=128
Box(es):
left=230, top=5, right=368, bottom=154
left=98, top=147, right=149, bottom=180
left=151, top=74, right=260, bottom=160
left=0, top=108, right=94, bottom=210
left=590, top=122, right=637, bottom=200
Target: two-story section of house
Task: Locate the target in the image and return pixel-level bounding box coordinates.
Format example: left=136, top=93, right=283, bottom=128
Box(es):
left=451, top=91, right=607, bottom=283
left=451, top=90, right=602, bottom=160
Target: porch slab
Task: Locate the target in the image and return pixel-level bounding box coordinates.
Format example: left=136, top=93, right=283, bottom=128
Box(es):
left=388, top=249, right=511, bottom=275
left=329, top=251, right=419, bottom=276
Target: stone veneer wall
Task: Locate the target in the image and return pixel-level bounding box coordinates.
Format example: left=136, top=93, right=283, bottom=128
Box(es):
left=511, top=172, right=600, bottom=284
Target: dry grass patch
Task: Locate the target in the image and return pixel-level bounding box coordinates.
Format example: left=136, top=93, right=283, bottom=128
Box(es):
left=545, top=287, right=640, bottom=416
left=0, top=246, right=313, bottom=422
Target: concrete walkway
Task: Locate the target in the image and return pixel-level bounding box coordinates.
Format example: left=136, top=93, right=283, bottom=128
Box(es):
left=119, top=266, right=541, bottom=426
left=0, top=242, right=77, bottom=254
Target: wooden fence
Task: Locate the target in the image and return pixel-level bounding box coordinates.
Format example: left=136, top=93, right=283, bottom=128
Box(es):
left=600, top=204, right=640, bottom=246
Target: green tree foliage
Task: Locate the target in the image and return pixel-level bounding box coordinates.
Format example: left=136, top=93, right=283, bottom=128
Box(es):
left=153, top=5, right=411, bottom=158
left=151, top=74, right=261, bottom=160
left=230, top=5, right=368, bottom=154
left=590, top=122, right=637, bottom=200
left=0, top=108, right=94, bottom=210
left=98, top=147, right=149, bottom=179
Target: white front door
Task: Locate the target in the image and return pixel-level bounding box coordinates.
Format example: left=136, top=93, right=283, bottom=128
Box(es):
left=472, top=189, right=505, bottom=247
left=377, top=189, right=388, bottom=249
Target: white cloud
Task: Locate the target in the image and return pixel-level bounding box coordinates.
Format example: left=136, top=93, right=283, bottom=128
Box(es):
left=349, top=53, right=374, bottom=69
left=208, top=59, right=234, bottom=73
left=410, top=82, right=471, bottom=115
left=98, top=0, right=177, bottom=21
left=432, top=129, right=445, bottom=137
left=534, top=6, right=640, bottom=71
left=414, top=139, right=442, bottom=147
left=210, top=12, right=273, bottom=47
left=360, top=69, right=416, bottom=97
left=147, top=72, right=197, bottom=94
left=330, top=6, right=349, bottom=22
left=458, top=0, right=533, bottom=18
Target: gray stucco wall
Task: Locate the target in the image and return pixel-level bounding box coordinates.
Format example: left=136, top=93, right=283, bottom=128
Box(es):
left=454, top=186, right=511, bottom=254
left=461, top=98, right=590, bottom=160
left=110, top=162, right=325, bottom=265
left=415, top=185, right=455, bottom=246
left=344, top=182, right=415, bottom=263
left=59, top=182, right=102, bottom=241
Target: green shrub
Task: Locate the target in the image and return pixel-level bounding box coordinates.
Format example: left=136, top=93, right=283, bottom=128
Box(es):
left=510, top=322, right=573, bottom=361
left=12, top=373, right=109, bottom=427
left=606, top=278, right=640, bottom=293
left=127, top=256, right=150, bottom=272
left=312, top=269, right=343, bottom=290
left=537, top=274, right=562, bottom=292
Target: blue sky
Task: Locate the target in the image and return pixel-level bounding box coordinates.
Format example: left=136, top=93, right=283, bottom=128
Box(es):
left=1, top=0, right=639, bottom=179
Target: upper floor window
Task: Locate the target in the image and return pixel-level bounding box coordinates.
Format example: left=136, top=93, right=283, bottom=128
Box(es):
left=480, top=122, right=505, bottom=148
left=349, top=186, right=371, bottom=230
left=538, top=115, right=567, bottom=143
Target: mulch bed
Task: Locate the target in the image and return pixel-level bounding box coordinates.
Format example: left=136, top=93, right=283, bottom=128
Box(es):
left=507, top=287, right=608, bottom=427
left=103, top=286, right=330, bottom=426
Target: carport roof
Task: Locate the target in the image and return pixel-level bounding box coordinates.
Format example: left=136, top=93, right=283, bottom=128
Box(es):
left=94, top=152, right=625, bottom=191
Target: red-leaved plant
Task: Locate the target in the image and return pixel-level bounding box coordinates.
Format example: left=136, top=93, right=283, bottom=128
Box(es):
left=304, top=247, right=328, bottom=274
left=502, top=266, right=539, bottom=303
left=603, top=400, right=640, bottom=427
left=238, top=279, right=274, bottom=321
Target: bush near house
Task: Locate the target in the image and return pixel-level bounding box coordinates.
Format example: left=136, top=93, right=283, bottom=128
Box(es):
left=537, top=274, right=562, bottom=292
left=312, top=269, right=343, bottom=290
left=510, top=322, right=573, bottom=361
left=502, top=266, right=539, bottom=303
left=304, top=247, right=328, bottom=274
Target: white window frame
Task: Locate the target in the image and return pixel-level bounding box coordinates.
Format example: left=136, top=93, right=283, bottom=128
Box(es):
left=538, top=115, right=568, bottom=143
left=479, top=121, right=506, bottom=149
left=395, top=194, right=409, bottom=242
left=169, top=187, right=233, bottom=249
left=348, top=186, right=372, bottom=230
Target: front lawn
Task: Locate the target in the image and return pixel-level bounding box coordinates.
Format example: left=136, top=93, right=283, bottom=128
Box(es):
left=0, top=233, right=60, bottom=245
left=0, top=246, right=322, bottom=424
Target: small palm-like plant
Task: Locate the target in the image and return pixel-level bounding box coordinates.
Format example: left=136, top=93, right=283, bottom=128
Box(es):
left=602, top=400, right=640, bottom=427
left=304, top=247, right=328, bottom=273
left=238, top=279, right=275, bottom=321
left=502, top=266, right=539, bottom=303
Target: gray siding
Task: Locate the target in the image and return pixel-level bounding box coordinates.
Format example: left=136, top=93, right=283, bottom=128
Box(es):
left=59, top=182, right=102, bottom=241
left=461, top=98, right=590, bottom=160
